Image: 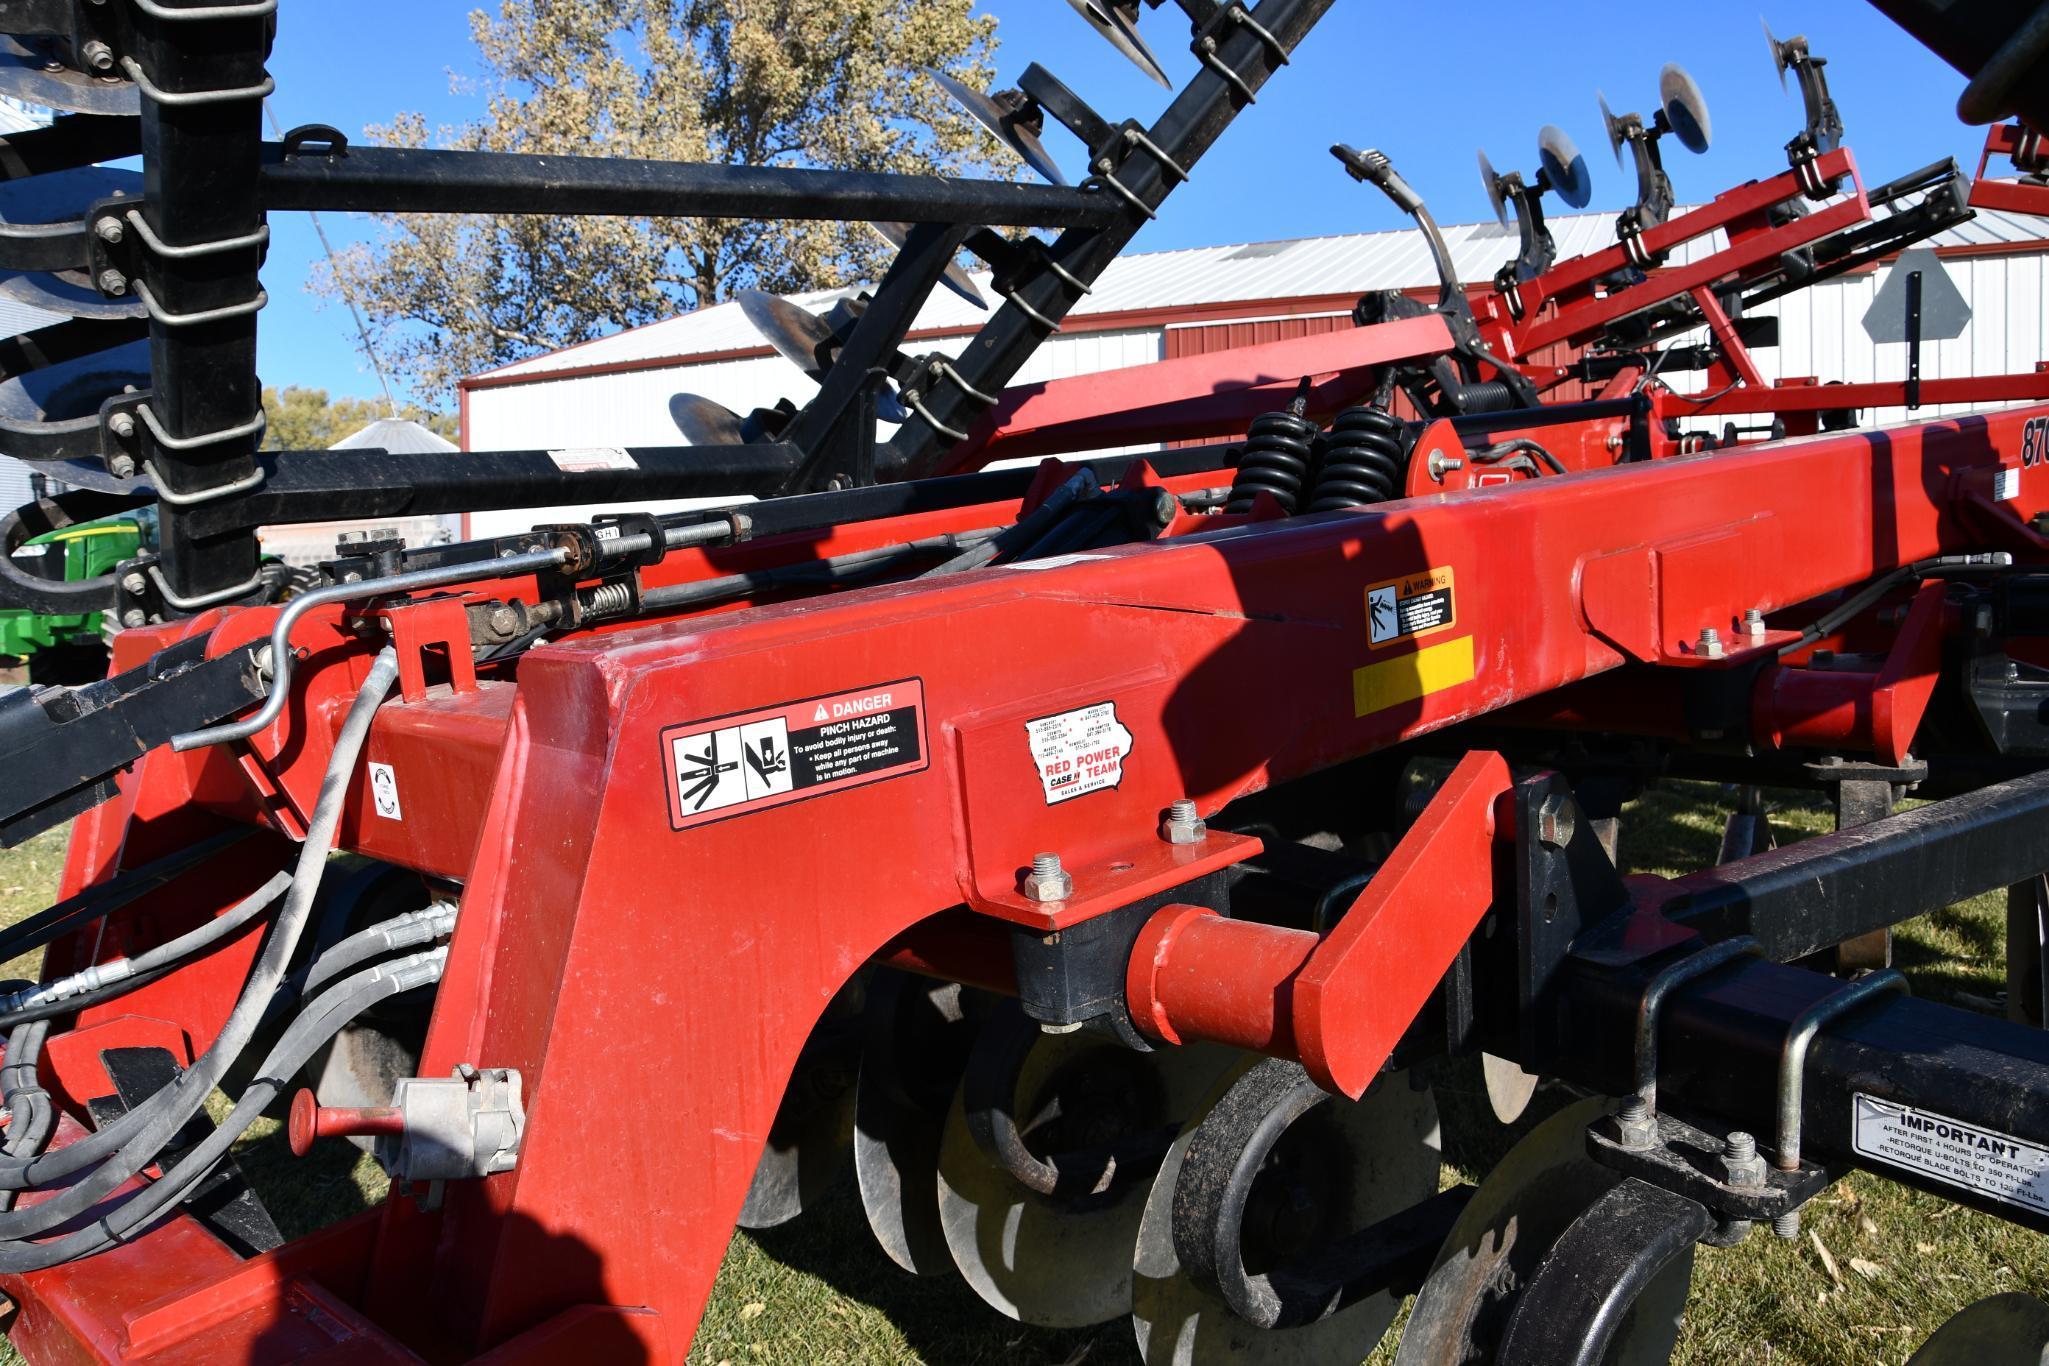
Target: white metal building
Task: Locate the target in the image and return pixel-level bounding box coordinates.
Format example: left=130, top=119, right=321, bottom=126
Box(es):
left=461, top=194, right=2049, bottom=537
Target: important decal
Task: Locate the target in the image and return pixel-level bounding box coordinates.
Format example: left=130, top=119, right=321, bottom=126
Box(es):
left=1851, top=1094, right=2049, bottom=1218
left=1366, top=566, right=1457, bottom=648
left=1025, top=701, right=1134, bottom=805
left=661, top=679, right=927, bottom=830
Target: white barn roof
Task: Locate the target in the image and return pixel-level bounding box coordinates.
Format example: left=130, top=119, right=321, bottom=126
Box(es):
left=470, top=196, right=2049, bottom=386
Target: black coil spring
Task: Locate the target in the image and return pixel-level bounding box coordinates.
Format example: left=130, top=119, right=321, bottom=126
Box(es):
left=1225, top=405, right=1320, bottom=514
left=1307, top=405, right=1409, bottom=512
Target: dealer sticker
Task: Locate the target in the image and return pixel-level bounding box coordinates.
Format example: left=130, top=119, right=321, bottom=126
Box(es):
left=1851, top=1093, right=2049, bottom=1217
left=1025, top=701, right=1133, bottom=805
left=548, top=446, right=638, bottom=473
left=661, top=679, right=928, bottom=830
left=1367, top=566, right=1457, bottom=648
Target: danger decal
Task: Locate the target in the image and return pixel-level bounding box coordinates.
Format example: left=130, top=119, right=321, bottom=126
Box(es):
left=1366, top=566, right=1457, bottom=648
left=661, top=679, right=927, bottom=831
left=1026, top=701, right=1134, bottom=805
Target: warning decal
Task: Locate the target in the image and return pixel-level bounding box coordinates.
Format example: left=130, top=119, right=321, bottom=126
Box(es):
left=1851, top=1094, right=2049, bottom=1218
left=1026, top=701, right=1134, bottom=805
left=1367, top=566, right=1457, bottom=648
left=661, top=678, right=927, bottom=831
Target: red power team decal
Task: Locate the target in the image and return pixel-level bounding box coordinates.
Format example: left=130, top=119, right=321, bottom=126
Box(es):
left=660, top=678, right=929, bottom=831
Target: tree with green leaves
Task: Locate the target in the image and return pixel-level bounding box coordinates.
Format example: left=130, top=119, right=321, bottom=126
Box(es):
left=315, top=0, right=1007, bottom=403
left=261, top=386, right=458, bottom=451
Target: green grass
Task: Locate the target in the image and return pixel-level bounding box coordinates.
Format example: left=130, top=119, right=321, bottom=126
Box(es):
left=0, top=786, right=2044, bottom=1365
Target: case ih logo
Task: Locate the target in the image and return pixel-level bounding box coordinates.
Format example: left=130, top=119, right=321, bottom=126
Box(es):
left=2025, top=416, right=2049, bottom=468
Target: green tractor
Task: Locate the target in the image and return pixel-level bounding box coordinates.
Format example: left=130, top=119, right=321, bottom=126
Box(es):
left=0, top=517, right=143, bottom=685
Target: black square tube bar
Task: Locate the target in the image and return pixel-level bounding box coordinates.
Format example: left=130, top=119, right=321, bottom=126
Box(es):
left=256, top=143, right=1123, bottom=230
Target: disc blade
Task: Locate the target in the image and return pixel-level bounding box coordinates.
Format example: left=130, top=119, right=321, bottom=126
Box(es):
left=736, top=1012, right=861, bottom=1230
left=1131, top=1061, right=1442, bottom=1365
left=0, top=268, right=143, bottom=321
left=0, top=166, right=141, bottom=272
left=923, top=66, right=1069, bottom=186
left=0, top=335, right=147, bottom=485
left=1762, top=16, right=1790, bottom=92
left=668, top=392, right=748, bottom=446
left=1598, top=92, right=1627, bottom=166
left=736, top=288, right=835, bottom=383
left=854, top=975, right=982, bottom=1276
left=1063, top=0, right=1172, bottom=88
left=0, top=37, right=137, bottom=117
left=1539, top=124, right=1595, bottom=208
left=873, top=221, right=989, bottom=310
left=936, top=1029, right=1235, bottom=1328
left=1481, top=1053, right=1540, bottom=1124
left=1660, top=63, right=1714, bottom=154
left=1908, top=1294, right=2049, bottom=1365
left=1477, top=149, right=1508, bottom=227
left=1395, top=1097, right=1691, bottom=1366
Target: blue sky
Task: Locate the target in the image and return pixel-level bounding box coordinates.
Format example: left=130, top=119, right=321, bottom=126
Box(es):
left=260, top=2, right=1986, bottom=410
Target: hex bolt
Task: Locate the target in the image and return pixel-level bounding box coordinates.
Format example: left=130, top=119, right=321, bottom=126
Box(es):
left=94, top=217, right=125, bottom=245
left=108, top=453, right=135, bottom=478
left=487, top=604, right=520, bottom=637
left=1161, top=797, right=1207, bottom=845
left=107, top=412, right=136, bottom=440
left=1022, top=852, right=1074, bottom=903
left=80, top=40, right=113, bottom=71
left=1428, top=450, right=1465, bottom=483
left=1743, top=609, right=1767, bottom=643
left=1697, top=627, right=1725, bottom=660
left=96, top=269, right=127, bottom=297
left=119, top=571, right=146, bottom=596
left=1535, top=793, right=1577, bottom=849
left=1613, top=1096, right=1658, bottom=1150
left=119, top=609, right=145, bottom=629
left=1721, top=1129, right=1767, bottom=1190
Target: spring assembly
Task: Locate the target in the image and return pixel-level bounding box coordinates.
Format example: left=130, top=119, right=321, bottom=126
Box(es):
left=1307, top=404, right=1411, bottom=512
left=1224, top=397, right=1319, bottom=515
left=578, top=580, right=635, bottom=621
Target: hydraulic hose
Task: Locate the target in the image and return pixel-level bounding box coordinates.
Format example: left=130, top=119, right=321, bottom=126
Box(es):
left=301, top=902, right=457, bottom=1000
left=0, top=1023, right=49, bottom=1213
left=0, top=649, right=398, bottom=1212
left=0, top=945, right=447, bottom=1272
left=0, top=871, right=291, bottom=1019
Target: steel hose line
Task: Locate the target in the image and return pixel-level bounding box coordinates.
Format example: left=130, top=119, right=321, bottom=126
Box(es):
left=171, top=547, right=568, bottom=752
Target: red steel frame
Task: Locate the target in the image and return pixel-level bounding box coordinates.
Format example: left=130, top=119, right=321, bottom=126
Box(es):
left=1973, top=122, right=2049, bottom=217
left=1478, top=148, right=1871, bottom=359
left=2, top=392, right=2045, bottom=1361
